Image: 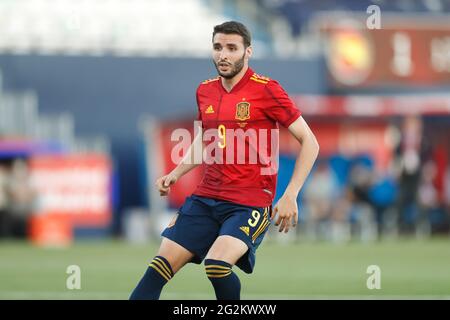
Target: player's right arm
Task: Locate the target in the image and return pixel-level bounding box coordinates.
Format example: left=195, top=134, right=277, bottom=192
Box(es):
left=157, top=83, right=209, bottom=196
left=156, top=127, right=203, bottom=196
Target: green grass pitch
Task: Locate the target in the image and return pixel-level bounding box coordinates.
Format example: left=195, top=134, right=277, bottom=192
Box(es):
left=1, top=236, right=449, bottom=299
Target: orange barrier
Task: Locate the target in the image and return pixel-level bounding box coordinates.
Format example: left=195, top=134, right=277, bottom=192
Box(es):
left=28, top=213, right=73, bottom=247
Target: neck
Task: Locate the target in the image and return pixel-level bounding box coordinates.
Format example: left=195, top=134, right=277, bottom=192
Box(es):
left=221, top=65, right=248, bottom=92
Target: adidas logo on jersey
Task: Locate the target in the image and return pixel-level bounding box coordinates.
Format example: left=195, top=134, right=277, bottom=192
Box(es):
left=240, top=226, right=250, bottom=236
left=205, top=105, right=214, bottom=114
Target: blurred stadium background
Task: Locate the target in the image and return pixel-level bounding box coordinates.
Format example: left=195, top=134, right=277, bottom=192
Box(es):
left=0, top=0, right=450, bottom=299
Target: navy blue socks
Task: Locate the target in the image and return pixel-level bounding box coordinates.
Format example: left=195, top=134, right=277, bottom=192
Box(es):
left=129, top=256, right=174, bottom=300
left=130, top=256, right=241, bottom=300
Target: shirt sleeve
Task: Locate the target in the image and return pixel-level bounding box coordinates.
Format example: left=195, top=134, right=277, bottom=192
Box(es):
left=264, top=80, right=301, bottom=128
left=195, top=85, right=202, bottom=121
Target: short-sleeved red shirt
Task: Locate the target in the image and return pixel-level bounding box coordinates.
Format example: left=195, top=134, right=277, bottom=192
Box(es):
left=193, top=67, right=301, bottom=207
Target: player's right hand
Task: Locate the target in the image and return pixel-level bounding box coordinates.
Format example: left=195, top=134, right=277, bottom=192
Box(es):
left=155, top=173, right=178, bottom=196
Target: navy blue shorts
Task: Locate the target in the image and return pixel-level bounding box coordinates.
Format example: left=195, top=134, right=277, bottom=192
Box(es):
left=161, top=195, right=272, bottom=274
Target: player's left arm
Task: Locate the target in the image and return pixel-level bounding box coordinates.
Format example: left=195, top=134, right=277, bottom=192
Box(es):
left=272, top=116, right=319, bottom=233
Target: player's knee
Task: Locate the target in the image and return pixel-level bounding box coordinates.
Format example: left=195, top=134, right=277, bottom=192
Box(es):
left=157, top=238, right=194, bottom=273
left=205, top=235, right=248, bottom=264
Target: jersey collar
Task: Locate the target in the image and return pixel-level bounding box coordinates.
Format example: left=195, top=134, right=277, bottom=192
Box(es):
left=219, top=67, right=253, bottom=94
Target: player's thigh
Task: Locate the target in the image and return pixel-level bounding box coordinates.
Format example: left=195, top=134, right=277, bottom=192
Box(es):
left=162, top=210, right=220, bottom=266
left=207, top=205, right=271, bottom=266
left=157, top=237, right=195, bottom=274
left=205, top=235, right=248, bottom=265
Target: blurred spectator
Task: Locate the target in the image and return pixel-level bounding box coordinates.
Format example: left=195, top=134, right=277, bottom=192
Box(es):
left=445, top=162, right=450, bottom=230
left=328, top=187, right=352, bottom=243
left=416, top=159, right=439, bottom=238
left=394, top=115, right=425, bottom=234
left=8, top=159, right=35, bottom=235
left=0, top=164, right=10, bottom=237
left=368, top=170, right=398, bottom=239
left=0, top=159, right=35, bottom=239
left=345, top=162, right=377, bottom=242
left=303, top=161, right=341, bottom=241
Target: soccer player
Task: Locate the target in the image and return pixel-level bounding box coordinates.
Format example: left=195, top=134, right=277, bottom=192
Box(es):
left=130, top=21, right=319, bottom=300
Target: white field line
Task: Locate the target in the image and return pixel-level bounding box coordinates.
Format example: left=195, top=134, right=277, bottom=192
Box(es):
left=0, top=291, right=450, bottom=300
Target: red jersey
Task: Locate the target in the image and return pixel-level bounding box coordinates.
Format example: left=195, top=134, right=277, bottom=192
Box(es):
left=193, top=67, right=301, bottom=207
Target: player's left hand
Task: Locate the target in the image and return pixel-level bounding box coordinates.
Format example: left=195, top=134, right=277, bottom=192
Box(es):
left=272, top=193, right=298, bottom=233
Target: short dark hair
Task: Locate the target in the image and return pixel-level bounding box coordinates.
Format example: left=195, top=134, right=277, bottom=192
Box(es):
left=213, top=21, right=252, bottom=48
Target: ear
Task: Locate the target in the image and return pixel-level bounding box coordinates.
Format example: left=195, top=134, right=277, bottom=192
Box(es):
left=246, top=46, right=253, bottom=59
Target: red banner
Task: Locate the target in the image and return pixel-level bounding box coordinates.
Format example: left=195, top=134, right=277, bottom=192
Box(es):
left=28, top=154, right=112, bottom=227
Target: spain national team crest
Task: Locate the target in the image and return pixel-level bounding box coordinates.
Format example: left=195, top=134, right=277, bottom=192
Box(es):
left=235, top=102, right=250, bottom=121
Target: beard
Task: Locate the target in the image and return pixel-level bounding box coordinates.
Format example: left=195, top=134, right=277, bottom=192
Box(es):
left=214, top=52, right=245, bottom=79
